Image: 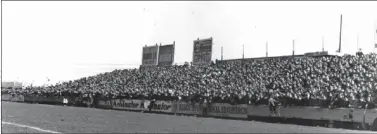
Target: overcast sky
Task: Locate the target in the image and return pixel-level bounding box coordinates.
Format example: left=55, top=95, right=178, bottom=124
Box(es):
left=2, top=1, right=377, bottom=86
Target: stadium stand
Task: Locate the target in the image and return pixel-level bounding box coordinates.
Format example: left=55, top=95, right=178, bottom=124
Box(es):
left=2, top=53, right=376, bottom=109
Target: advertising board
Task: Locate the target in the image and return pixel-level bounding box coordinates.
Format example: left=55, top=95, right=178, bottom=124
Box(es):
left=98, top=100, right=113, bottom=109
left=111, top=99, right=150, bottom=111
left=150, top=100, right=173, bottom=113
left=174, top=102, right=203, bottom=115
left=208, top=103, right=248, bottom=119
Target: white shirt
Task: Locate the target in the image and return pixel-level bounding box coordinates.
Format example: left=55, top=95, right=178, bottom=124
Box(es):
left=269, top=97, right=275, bottom=106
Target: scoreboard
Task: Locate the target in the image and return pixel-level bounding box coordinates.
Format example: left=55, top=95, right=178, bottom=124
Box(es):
left=192, top=37, right=213, bottom=65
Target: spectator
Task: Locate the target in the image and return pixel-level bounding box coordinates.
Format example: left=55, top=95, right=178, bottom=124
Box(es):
left=5, top=53, right=377, bottom=109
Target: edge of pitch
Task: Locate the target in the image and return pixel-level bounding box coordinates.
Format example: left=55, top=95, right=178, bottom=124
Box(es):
left=2, top=121, right=61, bottom=134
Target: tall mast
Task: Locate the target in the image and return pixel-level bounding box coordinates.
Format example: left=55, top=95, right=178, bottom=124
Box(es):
left=338, top=14, right=343, bottom=53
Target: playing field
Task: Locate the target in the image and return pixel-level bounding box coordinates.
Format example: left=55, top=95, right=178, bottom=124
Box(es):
left=1, top=102, right=375, bottom=133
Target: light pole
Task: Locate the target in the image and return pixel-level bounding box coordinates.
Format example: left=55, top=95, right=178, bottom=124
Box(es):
left=322, top=36, right=325, bottom=52
left=266, top=42, right=268, bottom=57
left=242, top=44, right=245, bottom=59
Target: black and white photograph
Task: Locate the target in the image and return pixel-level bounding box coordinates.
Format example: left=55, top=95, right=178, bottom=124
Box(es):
left=1, top=1, right=377, bottom=133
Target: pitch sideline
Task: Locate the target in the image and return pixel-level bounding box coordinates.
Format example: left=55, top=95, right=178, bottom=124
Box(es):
left=2, top=121, right=61, bottom=134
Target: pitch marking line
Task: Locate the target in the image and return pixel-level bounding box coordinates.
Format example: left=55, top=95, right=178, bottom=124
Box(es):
left=2, top=121, right=61, bottom=134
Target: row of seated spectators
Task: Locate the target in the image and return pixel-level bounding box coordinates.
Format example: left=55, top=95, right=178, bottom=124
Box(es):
left=2, top=53, right=377, bottom=109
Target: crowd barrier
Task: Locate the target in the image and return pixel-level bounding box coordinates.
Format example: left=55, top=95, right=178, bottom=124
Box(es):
left=173, top=102, right=203, bottom=115
left=1, top=94, right=24, bottom=102
left=98, top=100, right=112, bottom=109
left=108, top=99, right=174, bottom=113
left=2, top=94, right=83, bottom=106
left=207, top=103, right=248, bottom=118
left=111, top=99, right=149, bottom=111
left=172, top=102, right=248, bottom=118
left=23, top=95, right=63, bottom=104
left=2, top=94, right=376, bottom=131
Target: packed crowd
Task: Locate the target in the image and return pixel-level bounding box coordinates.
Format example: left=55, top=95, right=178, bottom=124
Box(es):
left=2, top=53, right=377, bottom=109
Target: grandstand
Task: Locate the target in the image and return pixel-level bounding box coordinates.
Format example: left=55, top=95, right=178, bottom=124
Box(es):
left=2, top=49, right=377, bottom=131
left=3, top=1, right=377, bottom=133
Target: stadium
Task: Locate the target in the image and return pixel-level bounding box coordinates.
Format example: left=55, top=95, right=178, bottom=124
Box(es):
left=2, top=2, right=377, bottom=133
left=2, top=37, right=377, bottom=133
